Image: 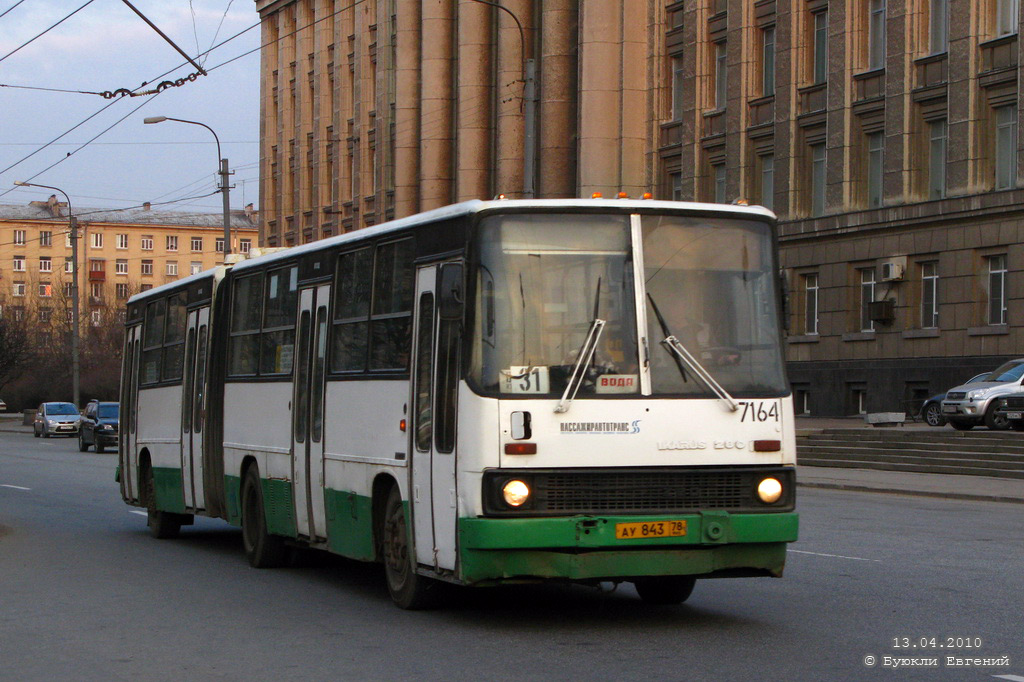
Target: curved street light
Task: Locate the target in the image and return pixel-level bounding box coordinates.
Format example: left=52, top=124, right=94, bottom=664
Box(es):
left=144, top=116, right=232, bottom=259
left=13, top=180, right=81, bottom=408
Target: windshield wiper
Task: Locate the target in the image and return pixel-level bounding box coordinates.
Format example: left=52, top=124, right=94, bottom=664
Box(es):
left=556, top=278, right=605, bottom=414
left=647, top=294, right=739, bottom=412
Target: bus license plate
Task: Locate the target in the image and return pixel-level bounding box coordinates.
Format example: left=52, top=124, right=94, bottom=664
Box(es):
left=615, top=520, right=687, bottom=540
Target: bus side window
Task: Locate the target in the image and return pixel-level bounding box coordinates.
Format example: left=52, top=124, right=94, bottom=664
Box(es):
left=414, top=293, right=434, bottom=453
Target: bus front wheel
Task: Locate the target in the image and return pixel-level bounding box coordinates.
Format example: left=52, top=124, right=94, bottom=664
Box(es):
left=633, top=576, right=697, bottom=605
left=241, top=465, right=288, bottom=568
left=382, top=486, right=441, bottom=610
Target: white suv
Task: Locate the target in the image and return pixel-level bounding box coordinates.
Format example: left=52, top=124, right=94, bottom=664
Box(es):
left=941, top=359, right=1024, bottom=430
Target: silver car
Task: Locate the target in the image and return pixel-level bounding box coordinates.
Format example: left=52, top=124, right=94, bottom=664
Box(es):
left=940, top=359, right=1024, bottom=430
left=33, top=402, right=81, bottom=438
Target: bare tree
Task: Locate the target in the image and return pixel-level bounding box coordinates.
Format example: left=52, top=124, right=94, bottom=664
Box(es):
left=0, top=310, right=32, bottom=394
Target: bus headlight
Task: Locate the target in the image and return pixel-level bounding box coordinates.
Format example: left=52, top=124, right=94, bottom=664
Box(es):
left=502, top=479, right=531, bottom=507
left=757, top=477, right=783, bottom=504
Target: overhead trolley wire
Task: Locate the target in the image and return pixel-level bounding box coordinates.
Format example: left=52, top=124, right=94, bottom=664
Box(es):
left=0, top=0, right=98, bottom=65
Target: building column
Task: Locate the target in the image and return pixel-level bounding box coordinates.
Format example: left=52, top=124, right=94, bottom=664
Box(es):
left=578, top=0, right=622, bottom=197
left=457, top=0, right=493, bottom=201
left=538, top=0, right=577, bottom=198
left=394, top=0, right=422, bottom=217
left=419, top=0, right=455, bottom=210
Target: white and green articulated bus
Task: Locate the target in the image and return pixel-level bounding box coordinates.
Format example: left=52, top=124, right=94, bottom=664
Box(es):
left=118, top=198, right=798, bottom=609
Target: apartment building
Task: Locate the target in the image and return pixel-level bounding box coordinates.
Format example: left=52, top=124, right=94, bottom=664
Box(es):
left=0, top=198, right=259, bottom=329
left=257, top=0, right=1024, bottom=416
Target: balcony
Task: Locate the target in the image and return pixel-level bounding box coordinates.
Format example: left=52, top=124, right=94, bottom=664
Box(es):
left=88, top=270, right=106, bottom=282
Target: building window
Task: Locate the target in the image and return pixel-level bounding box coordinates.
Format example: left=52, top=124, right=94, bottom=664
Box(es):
left=762, top=27, right=775, bottom=97
left=671, top=172, right=683, bottom=201
left=117, top=233, right=128, bottom=249
left=90, top=232, right=103, bottom=249
left=860, top=267, right=876, bottom=332
left=65, top=233, right=72, bottom=248
left=869, top=0, right=887, bottom=70
left=91, top=310, right=101, bottom=326
left=995, top=105, right=1017, bottom=190
left=814, top=11, right=828, bottom=84
left=921, top=261, right=939, bottom=328
left=63, top=282, right=73, bottom=297
left=240, top=239, right=252, bottom=254
left=987, top=254, right=1008, bottom=325
left=216, top=238, right=225, bottom=253
left=64, top=257, right=73, bottom=274
left=929, top=119, right=947, bottom=199
left=141, top=235, right=153, bottom=251
left=671, top=56, right=685, bottom=120
left=116, top=283, right=130, bottom=299
left=166, top=235, right=178, bottom=251
left=190, top=261, right=202, bottom=275
left=39, top=308, right=52, bottom=323
left=38, top=282, right=52, bottom=297
left=13, top=256, right=25, bottom=272
left=90, top=259, right=104, bottom=274
left=804, top=273, right=819, bottom=335
left=12, top=282, right=25, bottom=297
left=867, top=131, right=884, bottom=208
left=191, top=237, right=203, bottom=252
left=39, top=257, right=52, bottom=273
left=930, top=0, right=949, bottom=53
left=714, top=42, right=728, bottom=109
left=140, top=284, right=152, bottom=291
left=997, top=0, right=1019, bottom=36
left=141, top=260, right=153, bottom=276
left=759, top=154, right=775, bottom=211
left=39, top=231, right=51, bottom=247
left=116, top=259, right=128, bottom=275
left=166, top=261, right=178, bottom=276
left=13, top=229, right=25, bottom=246
left=713, top=163, right=727, bottom=203
left=811, top=143, right=827, bottom=217
left=90, top=282, right=103, bottom=299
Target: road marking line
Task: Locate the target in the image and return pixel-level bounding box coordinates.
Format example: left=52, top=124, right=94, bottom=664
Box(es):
left=787, top=549, right=881, bottom=562
left=129, top=510, right=147, bottom=517
left=0, top=484, right=31, bottom=491
left=993, top=676, right=1024, bottom=681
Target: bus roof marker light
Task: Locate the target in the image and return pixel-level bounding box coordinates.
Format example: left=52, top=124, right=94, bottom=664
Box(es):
left=592, top=192, right=603, bottom=199
left=641, top=192, right=653, bottom=200
left=617, top=192, right=629, bottom=199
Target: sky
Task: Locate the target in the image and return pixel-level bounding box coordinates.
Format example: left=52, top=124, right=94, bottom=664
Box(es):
left=0, top=0, right=262, bottom=216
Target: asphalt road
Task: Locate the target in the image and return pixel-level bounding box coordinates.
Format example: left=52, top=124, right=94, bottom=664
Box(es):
left=2, top=431, right=1023, bottom=682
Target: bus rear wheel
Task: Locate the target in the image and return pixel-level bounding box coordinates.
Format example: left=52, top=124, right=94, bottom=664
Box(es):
left=633, top=576, right=697, bottom=605
left=144, top=465, right=181, bottom=539
left=382, top=486, right=441, bottom=610
left=241, top=465, right=288, bottom=568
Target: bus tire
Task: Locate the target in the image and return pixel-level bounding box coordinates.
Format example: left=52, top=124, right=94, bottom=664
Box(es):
left=241, top=465, right=288, bottom=568
left=144, top=464, right=181, bottom=539
left=633, top=576, right=697, bottom=605
left=382, top=485, right=441, bottom=610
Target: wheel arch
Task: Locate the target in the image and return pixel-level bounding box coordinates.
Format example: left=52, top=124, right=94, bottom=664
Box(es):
left=371, top=473, right=402, bottom=563
left=137, top=448, right=153, bottom=505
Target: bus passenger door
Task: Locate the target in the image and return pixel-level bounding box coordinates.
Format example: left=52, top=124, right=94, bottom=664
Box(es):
left=410, top=263, right=461, bottom=571
left=292, top=285, right=330, bottom=541
left=181, top=307, right=209, bottom=511
left=120, top=325, right=141, bottom=503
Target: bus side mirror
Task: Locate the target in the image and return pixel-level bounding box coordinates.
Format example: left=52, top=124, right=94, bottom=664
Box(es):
left=439, top=263, right=464, bottom=321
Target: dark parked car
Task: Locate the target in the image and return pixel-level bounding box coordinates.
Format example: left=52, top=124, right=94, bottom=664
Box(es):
left=33, top=402, right=81, bottom=437
left=79, top=400, right=119, bottom=453
left=920, top=372, right=990, bottom=427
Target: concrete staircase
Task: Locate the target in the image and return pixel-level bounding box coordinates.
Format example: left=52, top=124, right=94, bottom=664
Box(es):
left=796, top=428, right=1024, bottom=479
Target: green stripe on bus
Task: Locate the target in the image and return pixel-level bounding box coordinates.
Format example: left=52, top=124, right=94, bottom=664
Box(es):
left=152, top=467, right=186, bottom=514
left=324, top=490, right=376, bottom=561
left=459, top=512, right=798, bottom=550
left=222, top=474, right=297, bottom=538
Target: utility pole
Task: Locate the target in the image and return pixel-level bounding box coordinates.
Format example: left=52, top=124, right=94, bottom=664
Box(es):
left=69, top=215, right=81, bottom=408
left=220, top=157, right=232, bottom=258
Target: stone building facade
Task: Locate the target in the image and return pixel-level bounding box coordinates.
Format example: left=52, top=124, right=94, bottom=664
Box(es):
left=256, top=0, right=1024, bottom=416
left=0, top=198, right=259, bottom=331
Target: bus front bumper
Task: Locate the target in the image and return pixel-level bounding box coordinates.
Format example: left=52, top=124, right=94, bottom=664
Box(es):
left=457, top=512, right=798, bottom=585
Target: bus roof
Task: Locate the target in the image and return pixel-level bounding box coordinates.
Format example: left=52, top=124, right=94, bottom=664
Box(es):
left=229, top=198, right=776, bottom=275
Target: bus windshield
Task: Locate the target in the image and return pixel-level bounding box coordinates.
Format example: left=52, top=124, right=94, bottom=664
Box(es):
left=470, top=213, right=639, bottom=397
left=469, top=211, right=787, bottom=399
left=642, top=214, right=787, bottom=397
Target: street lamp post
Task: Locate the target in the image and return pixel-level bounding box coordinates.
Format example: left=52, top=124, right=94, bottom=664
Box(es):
left=143, top=116, right=232, bottom=259
left=13, top=181, right=81, bottom=408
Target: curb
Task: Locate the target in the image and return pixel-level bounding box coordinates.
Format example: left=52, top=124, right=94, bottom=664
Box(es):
left=797, top=480, right=1024, bottom=505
